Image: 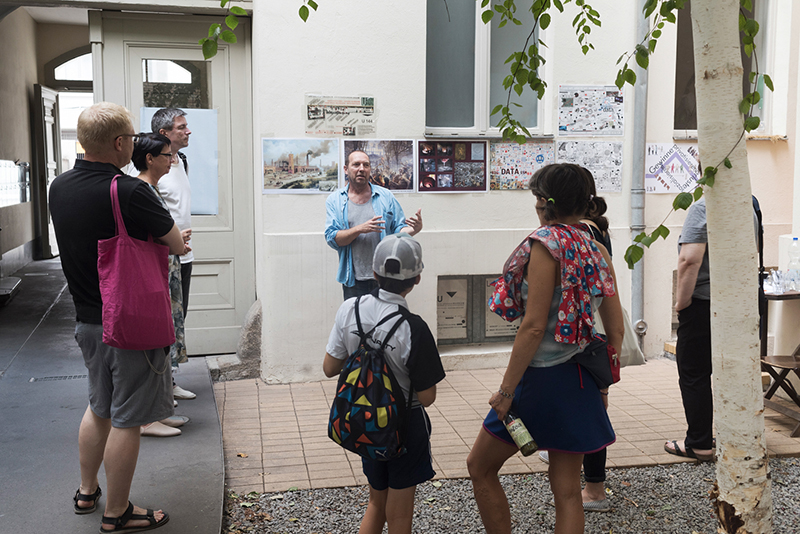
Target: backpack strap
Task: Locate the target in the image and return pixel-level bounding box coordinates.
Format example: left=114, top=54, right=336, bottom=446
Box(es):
left=354, top=295, right=403, bottom=346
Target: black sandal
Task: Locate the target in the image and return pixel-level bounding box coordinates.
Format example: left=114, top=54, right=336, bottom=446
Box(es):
left=99, top=502, right=170, bottom=533
left=73, top=486, right=102, bottom=514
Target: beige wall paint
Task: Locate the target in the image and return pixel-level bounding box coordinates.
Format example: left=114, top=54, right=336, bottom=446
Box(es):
left=36, top=23, right=89, bottom=83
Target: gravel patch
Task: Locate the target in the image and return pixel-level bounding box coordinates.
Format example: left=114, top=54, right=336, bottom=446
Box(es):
left=224, top=457, right=800, bottom=533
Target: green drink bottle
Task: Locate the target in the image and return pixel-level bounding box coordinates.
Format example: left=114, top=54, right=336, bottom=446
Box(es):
left=504, top=412, right=538, bottom=456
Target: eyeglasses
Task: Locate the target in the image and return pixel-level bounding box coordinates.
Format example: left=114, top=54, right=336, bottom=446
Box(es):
left=158, top=152, right=173, bottom=158
left=117, top=133, right=141, bottom=143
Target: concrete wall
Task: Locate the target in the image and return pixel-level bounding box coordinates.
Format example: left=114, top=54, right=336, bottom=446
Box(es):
left=0, top=8, right=38, bottom=276
left=36, top=23, right=90, bottom=82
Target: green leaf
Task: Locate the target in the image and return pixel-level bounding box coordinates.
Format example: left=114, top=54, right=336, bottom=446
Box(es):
left=749, top=71, right=757, bottom=83
left=745, top=19, right=759, bottom=37
left=514, top=83, right=523, bottom=96
left=633, top=232, right=648, bottom=244
left=648, top=39, right=657, bottom=54
left=481, top=0, right=490, bottom=7
left=764, top=74, right=774, bottom=92
left=693, top=187, right=703, bottom=201
left=745, top=116, right=761, bottom=131
left=202, top=38, right=218, bottom=59
left=299, top=5, right=309, bottom=22
left=208, top=23, right=221, bottom=38
left=581, top=45, right=589, bottom=55
left=540, top=13, right=551, bottom=29
left=572, top=13, right=582, bottom=27
left=673, top=192, right=693, bottom=210
left=220, top=30, right=237, bottom=43
left=655, top=225, right=670, bottom=239
left=230, top=6, right=247, bottom=16
left=220, top=0, right=230, bottom=7
left=739, top=98, right=750, bottom=115
left=554, top=0, right=564, bottom=10
left=739, top=13, right=747, bottom=31
left=652, top=29, right=661, bottom=38
left=635, top=50, right=649, bottom=69
left=308, top=0, right=318, bottom=10
left=225, top=14, right=239, bottom=30
left=482, top=10, right=494, bottom=24
left=723, top=157, right=732, bottom=169
left=516, top=134, right=527, bottom=145
left=624, top=68, right=637, bottom=85
left=615, top=70, right=625, bottom=89
left=491, top=104, right=503, bottom=115
left=625, top=245, right=644, bottom=269
left=741, top=0, right=753, bottom=11
left=515, top=69, right=529, bottom=84
left=640, top=234, right=657, bottom=247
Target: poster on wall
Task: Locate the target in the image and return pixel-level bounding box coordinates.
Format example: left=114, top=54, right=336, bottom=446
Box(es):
left=305, top=94, right=376, bottom=137
left=437, top=278, right=469, bottom=340
left=418, top=141, right=488, bottom=193
left=645, top=143, right=700, bottom=193
left=342, top=140, right=415, bottom=192
left=558, top=85, right=624, bottom=136
left=262, top=138, right=340, bottom=194
left=556, top=141, right=623, bottom=192
left=489, top=140, right=555, bottom=190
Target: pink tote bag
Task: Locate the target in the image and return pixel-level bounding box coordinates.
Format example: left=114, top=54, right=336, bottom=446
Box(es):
left=97, top=175, right=175, bottom=350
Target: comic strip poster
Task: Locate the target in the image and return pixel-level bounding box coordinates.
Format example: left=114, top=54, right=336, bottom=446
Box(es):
left=343, top=140, right=415, bottom=192
left=558, top=85, right=624, bottom=136
left=418, top=141, right=488, bottom=193
left=305, top=94, right=376, bottom=137
left=489, top=140, right=555, bottom=190
left=262, top=138, right=340, bottom=194
left=645, top=143, right=700, bottom=193
left=556, top=141, right=623, bottom=192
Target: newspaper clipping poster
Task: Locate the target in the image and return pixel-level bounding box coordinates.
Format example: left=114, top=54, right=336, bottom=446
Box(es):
left=437, top=278, right=468, bottom=340
left=490, top=140, right=555, bottom=190
left=558, top=85, right=624, bottom=136
left=557, top=141, right=623, bottom=192
left=645, top=143, right=700, bottom=193
left=305, top=94, right=376, bottom=137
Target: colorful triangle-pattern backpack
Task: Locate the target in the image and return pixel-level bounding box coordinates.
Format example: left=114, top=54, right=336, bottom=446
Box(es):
left=328, top=295, right=412, bottom=461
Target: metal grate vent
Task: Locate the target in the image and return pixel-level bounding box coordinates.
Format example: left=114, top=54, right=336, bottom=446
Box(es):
left=29, top=375, right=87, bottom=382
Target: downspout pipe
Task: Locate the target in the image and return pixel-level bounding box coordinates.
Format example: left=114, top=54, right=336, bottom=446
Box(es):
left=630, top=0, right=650, bottom=349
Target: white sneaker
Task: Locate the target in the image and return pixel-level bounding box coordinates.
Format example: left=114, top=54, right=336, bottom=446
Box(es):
left=539, top=450, right=549, bottom=464
left=173, top=400, right=178, bottom=407
left=173, top=384, right=196, bottom=399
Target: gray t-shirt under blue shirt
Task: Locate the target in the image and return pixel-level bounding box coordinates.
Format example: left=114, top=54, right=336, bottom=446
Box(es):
left=348, top=199, right=381, bottom=281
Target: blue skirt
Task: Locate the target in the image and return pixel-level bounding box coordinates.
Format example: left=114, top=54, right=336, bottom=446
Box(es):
left=483, top=361, right=615, bottom=454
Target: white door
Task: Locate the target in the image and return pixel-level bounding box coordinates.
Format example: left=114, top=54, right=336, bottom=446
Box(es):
left=93, top=11, right=255, bottom=355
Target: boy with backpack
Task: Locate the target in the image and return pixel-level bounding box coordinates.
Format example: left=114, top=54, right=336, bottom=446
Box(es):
left=323, top=234, right=446, bottom=534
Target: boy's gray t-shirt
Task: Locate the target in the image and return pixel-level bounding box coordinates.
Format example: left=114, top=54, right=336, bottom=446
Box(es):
left=678, top=198, right=710, bottom=300
left=348, top=199, right=381, bottom=281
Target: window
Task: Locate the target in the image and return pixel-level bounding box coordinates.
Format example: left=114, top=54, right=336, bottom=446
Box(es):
left=426, top=1, right=547, bottom=137
left=674, top=0, right=769, bottom=135
left=44, top=45, right=92, bottom=91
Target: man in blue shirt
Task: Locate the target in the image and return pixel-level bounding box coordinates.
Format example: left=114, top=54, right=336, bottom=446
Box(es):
left=325, top=150, right=422, bottom=299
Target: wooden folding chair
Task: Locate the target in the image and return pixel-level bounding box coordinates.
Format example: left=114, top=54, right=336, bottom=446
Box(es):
left=762, top=344, right=800, bottom=437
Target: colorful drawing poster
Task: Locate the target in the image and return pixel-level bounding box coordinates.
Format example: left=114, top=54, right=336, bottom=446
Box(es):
left=645, top=143, right=700, bottom=193
left=558, top=85, right=624, bottom=136
left=262, top=138, right=340, bottom=194
left=418, top=141, right=487, bottom=193
left=556, top=141, right=623, bottom=192
left=305, top=94, right=376, bottom=137
left=342, top=140, right=415, bottom=191
left=489, top=140, right=555, bottom=190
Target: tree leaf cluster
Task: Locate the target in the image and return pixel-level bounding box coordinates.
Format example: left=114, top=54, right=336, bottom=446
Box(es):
left=200, top=0, right=247, bottom=59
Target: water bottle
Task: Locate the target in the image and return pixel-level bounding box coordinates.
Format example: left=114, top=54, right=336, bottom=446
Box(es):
left=788, top=238, right=800, bottom=291
left=504, top=412, right=538, bottom=456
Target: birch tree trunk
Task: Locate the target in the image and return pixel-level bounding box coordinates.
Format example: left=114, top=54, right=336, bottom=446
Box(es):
left=691, top=1, right=772, bottom=532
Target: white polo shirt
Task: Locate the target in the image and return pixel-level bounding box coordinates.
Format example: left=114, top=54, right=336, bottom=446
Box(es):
left=158, top=154, right=193, bottom=264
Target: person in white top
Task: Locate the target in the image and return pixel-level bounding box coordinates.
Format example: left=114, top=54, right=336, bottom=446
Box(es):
left=151, top=108, right=195, bottom=401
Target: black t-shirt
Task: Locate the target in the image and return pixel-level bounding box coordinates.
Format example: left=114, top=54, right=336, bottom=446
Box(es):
left=49, top=160, right=175, bottom=324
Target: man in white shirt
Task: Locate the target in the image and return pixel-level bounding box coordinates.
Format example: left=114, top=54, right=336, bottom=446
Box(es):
left=152, top=108, right=195, bottom=401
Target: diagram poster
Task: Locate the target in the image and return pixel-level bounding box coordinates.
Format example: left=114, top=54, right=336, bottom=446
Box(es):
left=418, top=141, right=487, bottom=193
left=343, top=140, right=414, bottom=192
left=645, top=143, right=700, bottom=193
left=556, top=141, right=623, bottom=192
left=262, top=138, right=340, bottom=194
left=489, top=140, right=555, bottom=190
left=437, top=278, right=468, bottom=340
left=558, top=85, right=624, bottom=136
left=305, top=94, right=376, bottom=137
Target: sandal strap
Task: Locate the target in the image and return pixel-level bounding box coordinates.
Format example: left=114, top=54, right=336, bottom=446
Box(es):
left=128, top=508, right=157, bottom=525
left=101, top=501, right=134, bottom=529
left=74, top=486, right=101, bottom=503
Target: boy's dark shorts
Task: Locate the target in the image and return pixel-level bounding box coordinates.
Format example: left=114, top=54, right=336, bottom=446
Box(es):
left=361, top=406, right=434, bottom=490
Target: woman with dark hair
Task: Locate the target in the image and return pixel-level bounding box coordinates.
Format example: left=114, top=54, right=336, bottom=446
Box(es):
left=132, top=132, right=190, bottom=437
left=467, top=163, right=624, bottom=534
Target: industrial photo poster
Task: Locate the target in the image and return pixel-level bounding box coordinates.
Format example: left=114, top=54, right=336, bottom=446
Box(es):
left=418, top=141, right=488, bottom=193
left=558, top=85, right=624, bottom=136
left=557, top=140, right=623, bottom=192
left=305, top=94, right=376, bottom=137
left=262, top=138, right=340, bottom=194
left=489, top=140, right=555, bottom=190
left=342, top=140, right=415, bottom=192
left=644, top=143, right=700, bottom=193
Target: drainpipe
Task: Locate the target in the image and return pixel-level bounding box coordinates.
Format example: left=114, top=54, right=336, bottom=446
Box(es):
left=630, top=0, right=650, bottom=349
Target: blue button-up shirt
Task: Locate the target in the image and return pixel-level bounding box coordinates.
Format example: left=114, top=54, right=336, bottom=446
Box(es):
left=325, top=184, right=407, bottom=287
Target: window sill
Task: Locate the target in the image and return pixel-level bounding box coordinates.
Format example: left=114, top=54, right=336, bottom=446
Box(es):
left=673, top=130, right=788, bottom=142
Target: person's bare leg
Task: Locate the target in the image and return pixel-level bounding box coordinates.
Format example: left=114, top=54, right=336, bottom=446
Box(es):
left=77, top=405, right=110, bottom=510
left=467, top=428, right=519, bottom=534
left=358, top=485, right=387, bottom=534
left=385, top=486, right=417, bottom=534
left=548, top=451, right=585, bottom=534
left=582, top=481, right=606, bottom=502
left=101, top=426, right=166, bottom=530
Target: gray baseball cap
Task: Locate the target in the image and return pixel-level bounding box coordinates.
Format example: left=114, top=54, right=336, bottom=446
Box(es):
left=373, top=234, right=424, bottom=280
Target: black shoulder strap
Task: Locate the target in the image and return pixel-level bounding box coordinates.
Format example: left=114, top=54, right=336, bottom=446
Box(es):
left=354, top=295, right=403, bottom=346
left=178, top=151, right=188, bottom=174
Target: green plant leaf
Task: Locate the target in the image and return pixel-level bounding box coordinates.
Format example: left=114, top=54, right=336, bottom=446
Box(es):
left=482, top=10, right=494, bottom=23
left=299, top=5, right=309, bottom=22
left=655, top=225, right=670, bottom=239
left=225, top=14, right=239, bottom=30
left=220, top=30, right=237, bottom=43
left=624, top=68, right=637, bottom=85
left=540, top=13, right=551, bottom=29
left=308, top=0, right=318, bottom=10
left=230, top=6, right=247, bottom=16
left=625, top=245, right=644, bottom=269
left=481, top=0, right=490, bottom=7
left=764, top=74, right=774, bottom=91
left=640, top=234, right=657, bottom=247
left=209, top=23, right=221, bottom=38
left=202, top=38, right=218, bottom=60
left=633, top=232, right=648, bottom=244
left=220, top=0, right=230, bottom=7
left=723, top=157, right=732, bottom=169
left=635, top=50, right=649, bottom=69
left=745, top=116, right=761, bottom=131
left=673, top=192, right=693, bottom=211
left=491, top=104, right=503, bottom=115
left=693, top=187, right=703, bottom=201
left=739, top=98, right=750, bottom=115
